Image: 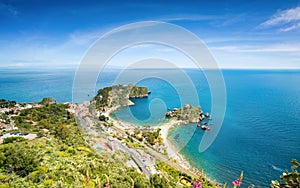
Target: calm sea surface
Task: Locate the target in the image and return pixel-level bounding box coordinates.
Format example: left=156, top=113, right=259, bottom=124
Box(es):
left=1, top=68, right=299, bottom=187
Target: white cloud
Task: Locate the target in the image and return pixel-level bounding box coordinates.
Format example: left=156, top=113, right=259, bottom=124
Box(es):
left=210, top=44, right=300, bottom=53
left=261, top=6, right=300, bottom=31
left=280, top=22, right=300, bottom=32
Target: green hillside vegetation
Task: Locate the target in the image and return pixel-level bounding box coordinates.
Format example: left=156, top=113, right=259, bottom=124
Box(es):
left=155, top=162, right=218, bottom=188
left=131, top=128, right=163, bottom=146
left=166, top=104, right=203, bottom=123
left=2, top=102, right=210, bottom=187
left=0, top=103, right=153, bottom=187
left=93, top=84, right=149, bottom=111
left=129, top=86, right=148, bottom=98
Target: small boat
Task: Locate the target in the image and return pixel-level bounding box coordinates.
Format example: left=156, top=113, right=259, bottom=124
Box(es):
left=201, top=125, right=211, bottom=131
left=201, top=125, right=207, bottom=130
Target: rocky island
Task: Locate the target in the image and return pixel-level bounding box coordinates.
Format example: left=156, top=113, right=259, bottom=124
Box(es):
left=165, top=104, right=211, bottom=130
left=93, top=84, right=150, bottom=111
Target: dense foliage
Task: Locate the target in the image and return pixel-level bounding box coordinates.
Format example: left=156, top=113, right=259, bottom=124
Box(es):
left=12, top=103, right=78, bottom=143
left=93, top=84, right=148, bottom=111
left=2, top=136, right=26, bottom=144
left=167, top=104, right=203, bottom=123
left=94, top=86, right=112, bottom=111
left=141, top=128, right=162, bottom=145
left=129, top=86, right=148, bottom=98
left=0, top=103, right=154, bottom=187
left=155, top=161, right=218, bottom=188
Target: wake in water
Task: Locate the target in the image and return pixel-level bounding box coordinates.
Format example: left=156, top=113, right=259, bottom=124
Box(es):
left=269, top=164, right=284, bottom=172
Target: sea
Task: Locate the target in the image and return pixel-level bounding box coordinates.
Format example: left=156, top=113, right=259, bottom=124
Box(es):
left=1, top=67, right=299, bottom=187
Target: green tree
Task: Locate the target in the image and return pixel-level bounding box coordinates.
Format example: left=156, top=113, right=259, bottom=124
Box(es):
left=150, top=174, right=169, bottom=188
left=2, top=136, right=26, bottom=144
left=1, top=143, right=40, bottom=177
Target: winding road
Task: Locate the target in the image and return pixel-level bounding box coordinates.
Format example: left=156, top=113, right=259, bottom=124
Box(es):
left=76, top=105, right=152, bottom=178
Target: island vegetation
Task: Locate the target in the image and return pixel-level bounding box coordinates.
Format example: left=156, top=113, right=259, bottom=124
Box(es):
left=165, top=104, right=205, bottom=123
left=165, top=104, right=211, bottom=131
left=93, top=84, right=149, bottom=111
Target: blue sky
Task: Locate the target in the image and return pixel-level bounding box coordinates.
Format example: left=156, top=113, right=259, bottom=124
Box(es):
left=0, top=0, right=300, bottom=69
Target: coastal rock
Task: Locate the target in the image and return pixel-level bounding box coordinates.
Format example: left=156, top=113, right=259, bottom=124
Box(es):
left=165, top=111, right=173, bottom=117
left=205, top=112, right=210, bottom=117
left=166, top=104, right=207, bottom=124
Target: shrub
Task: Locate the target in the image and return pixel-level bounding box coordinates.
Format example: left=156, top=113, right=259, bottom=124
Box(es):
left=2, top=136, right=26, bottom=144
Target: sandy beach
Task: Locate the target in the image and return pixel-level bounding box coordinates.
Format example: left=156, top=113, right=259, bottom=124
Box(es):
left=105, top=106, right=193, bottom=170
left=158, top=119, right=191, bottom=169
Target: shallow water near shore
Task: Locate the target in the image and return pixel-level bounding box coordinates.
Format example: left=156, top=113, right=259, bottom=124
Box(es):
left=1, top=68, right=300, bottom=187
left=112, top=69, right=300, bottom=187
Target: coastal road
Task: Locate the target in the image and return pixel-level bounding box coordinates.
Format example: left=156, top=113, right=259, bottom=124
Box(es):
left=76, top=105, right=152, bottom=179
left=117, top=142, right=151, bottom=179
left=77, top=108, right=98, bottom=136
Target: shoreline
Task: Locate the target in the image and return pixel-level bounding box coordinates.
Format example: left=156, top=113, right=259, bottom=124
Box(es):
left=158, top=119, right=191, bottom=169
left=103, top=105, right=221, bottom=186
left=105, top=106, right=191, bottom=168
left=105, top=106, right=219, bottom=185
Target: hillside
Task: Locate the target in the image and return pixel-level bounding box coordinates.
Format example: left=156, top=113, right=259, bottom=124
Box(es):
left=0, top=103, right=153, bottom=187
left=0, top=101, right=214, bottom=187
left=93, top=84, right=149, bottom=111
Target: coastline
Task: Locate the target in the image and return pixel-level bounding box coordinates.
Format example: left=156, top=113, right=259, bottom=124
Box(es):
left=158, top=119, right=191, bottom=169
left=105, top=107, right=220, bottom=186
left=159, top=120, right=221, bottom=186
left=105, top=107, right=198, bottom=172
left=105, top=107, right=191, bottom=168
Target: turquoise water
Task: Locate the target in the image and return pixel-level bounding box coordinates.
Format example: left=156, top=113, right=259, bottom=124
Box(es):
left=1, top=68, right=299, bottom=187
left=113, top=69, right=300, bottom=187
